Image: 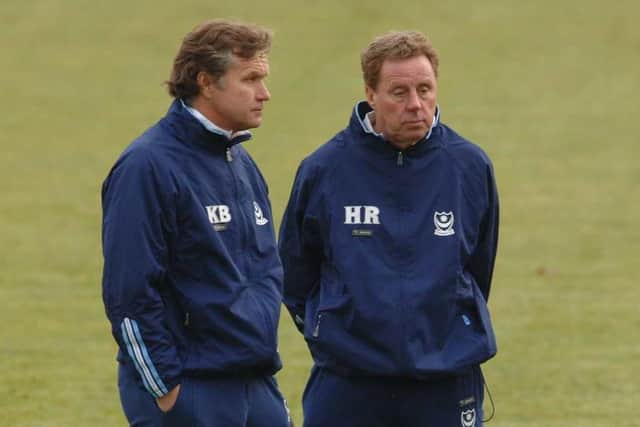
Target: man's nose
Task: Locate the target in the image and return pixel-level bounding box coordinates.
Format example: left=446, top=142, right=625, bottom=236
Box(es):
left=258, top=82, right=271, bottom=101
left=406, top=90, right=421, bottom=111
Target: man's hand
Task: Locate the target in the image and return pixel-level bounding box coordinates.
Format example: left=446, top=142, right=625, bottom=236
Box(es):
left=156, top=384, right=181, bottom=413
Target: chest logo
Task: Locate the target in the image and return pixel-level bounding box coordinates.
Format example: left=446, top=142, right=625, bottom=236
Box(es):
left=206, top=205, right=232, bottom=231
left=460, top=408, right=476, bottom=427
left=434, top=211, right=455, bottom=236
left=344, top=205, right=380, bottom=225
left=253, top=201, right=269, bottom=226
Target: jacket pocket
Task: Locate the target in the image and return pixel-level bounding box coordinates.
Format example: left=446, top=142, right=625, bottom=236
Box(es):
left=304, top=278, right=349, bottom=341
left=447, top=282, right=497, bottom=367
left=161, top=379, right=191, bottom=420
left=472, top=288, right=497, bottom=355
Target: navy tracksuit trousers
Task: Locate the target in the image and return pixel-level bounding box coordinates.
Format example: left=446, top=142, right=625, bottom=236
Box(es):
left=302, top=365, right=485, bottom=427
left=118, top=361, right=291, bottom=427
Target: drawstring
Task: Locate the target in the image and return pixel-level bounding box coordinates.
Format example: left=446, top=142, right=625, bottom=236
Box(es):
left=483, top=379, right=495, bottom=422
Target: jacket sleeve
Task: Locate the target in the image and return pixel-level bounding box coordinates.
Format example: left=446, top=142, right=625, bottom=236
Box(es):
left=101, top=149, right=181, bottom=398
left=278, top=160, right=324, bottom=334
left=469, top=161, right=500, bottom=302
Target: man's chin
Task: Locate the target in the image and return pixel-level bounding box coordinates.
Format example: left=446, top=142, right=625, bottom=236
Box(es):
left=401, top=131, right=428, bottom=143
left=249, top=115, right=263, bottom=128
left=238, top=118, right=262, bottom=131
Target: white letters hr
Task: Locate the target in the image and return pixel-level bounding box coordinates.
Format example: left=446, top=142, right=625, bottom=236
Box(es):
left=206, top=205, right=231, bottom=224
left=344, top=206, right=380, bottom=224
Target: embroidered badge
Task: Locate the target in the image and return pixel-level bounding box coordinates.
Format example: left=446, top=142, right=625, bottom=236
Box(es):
left=461, top=408, right=476, bottom=427
left=434, top=211, right=455, bottom=236
left=253, top=201, right=269, bottom=226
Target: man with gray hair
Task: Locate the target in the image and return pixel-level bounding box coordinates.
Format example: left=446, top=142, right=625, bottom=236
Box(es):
left=279, top=31, right=499, bottom=426
left=102, top=20, right=290, bottom=426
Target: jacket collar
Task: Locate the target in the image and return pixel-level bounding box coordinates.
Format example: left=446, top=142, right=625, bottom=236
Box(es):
left=350, top=100, right=442, bottom=152
left=180, top=99, right=252, bottom=141
left=162, top=99, right=252, bottom=152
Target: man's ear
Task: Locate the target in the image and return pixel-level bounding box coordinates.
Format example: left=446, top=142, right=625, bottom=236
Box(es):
left=365, top=86, right=376, bottom=108
left=196, top=71, right=215, bottom=99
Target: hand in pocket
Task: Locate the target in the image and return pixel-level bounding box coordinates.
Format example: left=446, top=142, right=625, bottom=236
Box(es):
left=156, top=384, right=181, bottom=413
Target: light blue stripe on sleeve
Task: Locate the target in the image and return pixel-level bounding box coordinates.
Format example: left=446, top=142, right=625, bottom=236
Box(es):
left=130, top=319, right=169, bottom=395
left=120, top=320, right=157, bottom=397
left=121, top=318, right=164, bottom=398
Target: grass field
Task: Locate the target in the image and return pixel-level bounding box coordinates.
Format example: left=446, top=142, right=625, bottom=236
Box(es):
left=1, top=0, right=638, bottom=426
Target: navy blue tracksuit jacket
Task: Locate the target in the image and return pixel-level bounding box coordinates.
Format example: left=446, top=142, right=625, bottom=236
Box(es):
left=279, top=101, right=499, bottom=378
left=102, top=100, right=283, bottom=399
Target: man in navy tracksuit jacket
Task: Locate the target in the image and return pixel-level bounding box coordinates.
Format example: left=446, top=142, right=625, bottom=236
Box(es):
left=102, top=20, right=290, bottom=427
left=279, top=31, right=499, bottom=427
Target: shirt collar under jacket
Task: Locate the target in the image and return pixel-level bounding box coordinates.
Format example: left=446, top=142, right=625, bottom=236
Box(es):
left=180, top=99, right=252, bottom=141
left=359, top=101, right=441, bottom=142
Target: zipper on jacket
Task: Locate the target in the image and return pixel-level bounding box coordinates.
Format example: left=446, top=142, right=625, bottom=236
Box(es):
left=397, top=151, right=404, bottom=166
left=225, top=147, right=250, bottom=258
left=312, top=313, right=324, bottom=338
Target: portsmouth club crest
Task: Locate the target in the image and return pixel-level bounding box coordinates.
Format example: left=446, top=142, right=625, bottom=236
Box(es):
left=253, top=201, right=269, bottom=226
left=460, top=408, right=476, bottom=427
left=434, top=211, right=455, bottom=236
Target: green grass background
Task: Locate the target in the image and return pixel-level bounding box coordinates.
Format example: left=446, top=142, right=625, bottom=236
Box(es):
left=1, top=0, right=638, bottom=425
